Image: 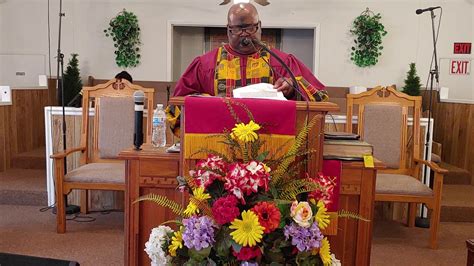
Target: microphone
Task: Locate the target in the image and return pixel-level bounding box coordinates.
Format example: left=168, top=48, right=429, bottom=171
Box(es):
left=133, top=90, right=145, bottom=150
left=240, top=37, right=251, bottom=47
left=416, top=6, right=441, bottom=15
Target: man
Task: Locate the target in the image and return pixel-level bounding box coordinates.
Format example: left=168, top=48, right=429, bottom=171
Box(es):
left=173, top=3, right=328, bottom=101
left=167, top=3, right=328, bottom=137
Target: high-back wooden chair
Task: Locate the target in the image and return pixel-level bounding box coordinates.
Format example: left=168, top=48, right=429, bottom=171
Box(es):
left=51, top=79, right=154, bottom=233
left=346, top=85, right=447, bottom=249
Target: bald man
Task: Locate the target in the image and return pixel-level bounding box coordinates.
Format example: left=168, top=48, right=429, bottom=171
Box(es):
left=172, top=3, right=327, bottom=101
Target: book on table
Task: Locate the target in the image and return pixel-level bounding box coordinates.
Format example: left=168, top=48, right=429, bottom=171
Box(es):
left=323, top=139, right=373, bottom=161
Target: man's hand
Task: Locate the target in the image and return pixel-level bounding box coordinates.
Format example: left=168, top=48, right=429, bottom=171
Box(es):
left=274, top=77, right=295, bottom=98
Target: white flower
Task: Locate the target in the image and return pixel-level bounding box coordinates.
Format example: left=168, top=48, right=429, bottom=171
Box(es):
left=144, top=226, right=173, bottom=266
left=290, top=201, right=313, bottom=228
left=331, top=253, right=342, bottom=266
left=246, top=161, right=262, bottom=175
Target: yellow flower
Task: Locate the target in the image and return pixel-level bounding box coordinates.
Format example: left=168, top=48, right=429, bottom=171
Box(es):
left=193, top=187, right=211, bottom=201
left=231, top=120, right=261, bottom=143
left=184, top=187, right=211, bottom=216
left=262, top=163, right=271, bottom=173
left=229, top=210, right=265, bottom=247
left=319, top=237, right=332, bottom=266
left=315, top=200, right=330, bottom=229
left=184, top=202, right=199, bottom=216
left=168, top=228, right=183, bottom=257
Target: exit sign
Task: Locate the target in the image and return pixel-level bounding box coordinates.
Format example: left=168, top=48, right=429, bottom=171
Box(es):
left=454, top=43, right=471, bottom=54
left=450, top=59, right=471, bottom=75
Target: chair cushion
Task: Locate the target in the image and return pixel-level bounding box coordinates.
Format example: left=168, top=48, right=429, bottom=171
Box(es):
left=376, top=173, right=433, bottom=196
left=65, top=163, right=125, bottom=184
left=98, top=97, right=134, bottom=159
left=363, top=104, right=402, bottom=169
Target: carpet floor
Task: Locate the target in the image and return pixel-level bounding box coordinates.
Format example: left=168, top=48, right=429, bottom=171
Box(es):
left=0, top=204, right=472, bottom=265
left=0, top=205, right=123, bottom=266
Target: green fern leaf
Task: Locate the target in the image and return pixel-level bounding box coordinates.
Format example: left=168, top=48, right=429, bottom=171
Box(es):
left=134, top=194, right=185, bottom=217
left=271, top=115, right=322, bottom=185
left=338, top=210, right=370, bottom=222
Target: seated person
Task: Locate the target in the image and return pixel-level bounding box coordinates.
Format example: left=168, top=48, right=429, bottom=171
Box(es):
left=115, top=71, right=133, bottom=83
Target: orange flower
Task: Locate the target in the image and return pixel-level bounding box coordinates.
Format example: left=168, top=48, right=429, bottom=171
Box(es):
left=251, top=202, right=281, bottom=233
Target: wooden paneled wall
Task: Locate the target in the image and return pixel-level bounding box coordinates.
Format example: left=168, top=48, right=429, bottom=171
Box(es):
left=0, top=81, right=56, bottom=172
left=423, top=91, right=474, bottom=183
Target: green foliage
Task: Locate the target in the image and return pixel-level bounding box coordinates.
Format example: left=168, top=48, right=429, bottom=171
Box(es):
left=134, top=194, right=185, bottom=217
left=402, top=63, right=422, bottom=96
left=63, top=53, right=82, bottom=106
left=338, top=209, right=370, bottom=222
left=279, top=178, right=321, bottom=201
left=271, top=115, right=321, bottom=186
left=104, top=9, right=142, bottom=68
left=350, top=8, right=388, bottom=67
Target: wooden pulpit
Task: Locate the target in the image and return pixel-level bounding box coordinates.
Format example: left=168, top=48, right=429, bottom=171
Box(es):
left=120, top=96, right=381, bottom=266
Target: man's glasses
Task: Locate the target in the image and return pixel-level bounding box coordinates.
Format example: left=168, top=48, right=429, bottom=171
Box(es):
left=227, top=22, right=260, bottom=35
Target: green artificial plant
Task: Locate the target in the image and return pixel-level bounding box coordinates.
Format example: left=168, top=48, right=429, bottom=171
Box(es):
left=63, top=53, right=83, bottom=107
left=350, top=8, right=388, bottom=67
left=402, top=63, right=422, bottom=96
left=104, top=9, right=142, bottom=68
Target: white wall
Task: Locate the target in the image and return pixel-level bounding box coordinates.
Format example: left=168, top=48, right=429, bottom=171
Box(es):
left=1, top=0, right=473, bottom=92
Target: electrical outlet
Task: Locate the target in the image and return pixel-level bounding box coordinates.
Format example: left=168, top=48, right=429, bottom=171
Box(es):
left=39, top=75, right=48, bottom=87
left=0, top=86, right=12, bottom=104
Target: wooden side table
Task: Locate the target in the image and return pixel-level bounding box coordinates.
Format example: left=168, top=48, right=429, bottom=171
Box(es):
left=119, top=145, right=183, bottom=266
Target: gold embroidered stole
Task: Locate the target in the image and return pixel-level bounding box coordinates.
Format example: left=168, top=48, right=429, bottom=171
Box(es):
left=214, top=46, right=273, bottom=97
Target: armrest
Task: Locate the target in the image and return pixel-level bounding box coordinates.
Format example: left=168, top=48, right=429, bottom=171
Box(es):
left=414, top=158, right=448, bottom=174
left=50, top=146, right=86, bottom=159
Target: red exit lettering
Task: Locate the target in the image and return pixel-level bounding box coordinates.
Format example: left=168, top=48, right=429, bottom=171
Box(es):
left=450, top=60, right=471, bottom=75
left=454, top=43, right=471, bottom=54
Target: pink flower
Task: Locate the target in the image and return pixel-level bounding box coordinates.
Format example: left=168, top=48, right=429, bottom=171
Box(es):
left=212, top=195, right=240, bottom=225
left=190, top=155, right=229, bottom=188
left=308, top=173, right=336, bottom=207
left=232, top=246, right=262, bottom=261
left=223, top=162, right=270, bottom=203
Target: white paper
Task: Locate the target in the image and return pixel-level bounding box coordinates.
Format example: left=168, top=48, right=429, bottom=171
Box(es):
left=232, top=83, right=287, bottom=101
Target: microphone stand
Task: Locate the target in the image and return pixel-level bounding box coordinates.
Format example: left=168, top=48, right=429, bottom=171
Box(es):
left=416, top=9, right=440, bottom=229
left=251, top=39, right=307, bottom=102
left=55, top=0, right=79, bottom=215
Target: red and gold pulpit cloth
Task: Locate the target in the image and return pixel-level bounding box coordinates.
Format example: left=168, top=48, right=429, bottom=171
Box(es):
left=317, top=159, right=342, bottom=235
left=183, top=97, right=296, bottom=159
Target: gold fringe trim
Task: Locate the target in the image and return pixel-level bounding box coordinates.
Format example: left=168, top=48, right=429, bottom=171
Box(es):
left=184, top=133, right=295, bottom=160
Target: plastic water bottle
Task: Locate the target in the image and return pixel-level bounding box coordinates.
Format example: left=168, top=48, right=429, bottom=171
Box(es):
left=152, top=104, right=167, bottom=147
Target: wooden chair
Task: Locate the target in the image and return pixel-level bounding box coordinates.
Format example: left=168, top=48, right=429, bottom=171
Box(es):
left=51, top=79, right=154, bottom=233
left=346, top=85, right=447, bottom=249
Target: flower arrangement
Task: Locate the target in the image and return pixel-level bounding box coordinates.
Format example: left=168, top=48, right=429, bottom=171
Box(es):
left=137, top=101, right=341, bottom=266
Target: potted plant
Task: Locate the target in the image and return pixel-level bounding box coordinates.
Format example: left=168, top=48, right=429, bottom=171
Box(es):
left=104, top=9, right=142, bottom=68
left=402, top=63, right=422, bottom=96
left=63, top=53, right=83, bottom=107
left=350, top=8, right=388, bottom=67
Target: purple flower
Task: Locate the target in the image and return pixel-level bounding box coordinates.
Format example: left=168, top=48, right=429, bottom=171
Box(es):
left=283, top=222, right=323, bottom=252
left=182, top=216, right=217, bottom=251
